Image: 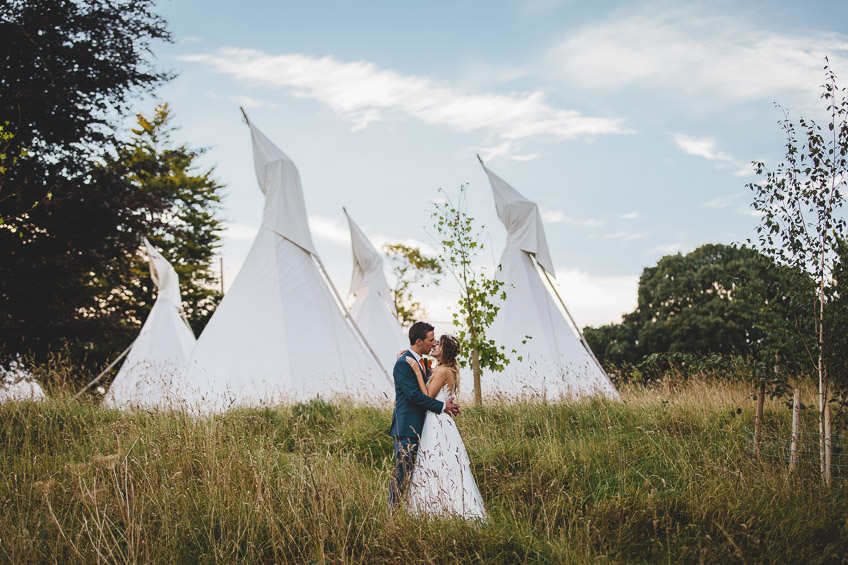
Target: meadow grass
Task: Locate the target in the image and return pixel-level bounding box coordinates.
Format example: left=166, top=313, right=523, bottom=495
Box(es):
left=0, top=376, right=846, bottom=563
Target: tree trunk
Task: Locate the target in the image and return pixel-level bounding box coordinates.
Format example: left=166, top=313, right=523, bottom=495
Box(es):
left=754, top=380, right=765, bottom=459
left=825, top=403, right=833, bottom=488
left=819, top=369, right=826, bottom=477
left=790, top=388, right=800, bottom=473
left=471, top=348, right=482, bottom=406
left=818, top=239, right=827, bottom=479
left=819, top=367, right=826, bottom=478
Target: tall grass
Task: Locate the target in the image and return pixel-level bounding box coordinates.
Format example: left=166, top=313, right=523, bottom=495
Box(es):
left=1, top=374, right=846, bottom=563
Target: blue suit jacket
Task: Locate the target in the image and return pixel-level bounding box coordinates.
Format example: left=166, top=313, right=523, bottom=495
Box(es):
left=389, top=351, right=444, bottom=438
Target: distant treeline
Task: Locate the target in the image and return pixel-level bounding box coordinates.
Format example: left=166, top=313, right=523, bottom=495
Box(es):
left=584, top=242, right=848, bottom=380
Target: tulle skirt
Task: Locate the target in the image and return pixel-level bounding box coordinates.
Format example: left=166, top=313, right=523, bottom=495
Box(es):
left=405, top=411, right=487, bottom=521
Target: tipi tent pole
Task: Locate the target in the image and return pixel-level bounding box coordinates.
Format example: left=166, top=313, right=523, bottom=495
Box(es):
left=179, top=309, right=193, bottom=332
left=313, top=255, right=393, bottom=385
left=537, top=261, right=607, bottom=377
left=73, top=340, right=135, bottom=400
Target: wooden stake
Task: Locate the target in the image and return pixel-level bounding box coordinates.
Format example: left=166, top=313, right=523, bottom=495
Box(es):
left=754, top=380, right=765, bottom=459
left=790, top=387, right=800, bottom=473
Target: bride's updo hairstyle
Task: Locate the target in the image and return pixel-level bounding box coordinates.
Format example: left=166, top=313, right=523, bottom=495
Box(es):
left=439, top=334, right=460, bottom=369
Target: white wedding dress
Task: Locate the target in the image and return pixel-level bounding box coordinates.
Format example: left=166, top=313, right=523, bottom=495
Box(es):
left=406, top=384, right=487, bottom=521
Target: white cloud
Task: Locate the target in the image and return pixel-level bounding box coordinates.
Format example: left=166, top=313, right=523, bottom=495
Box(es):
left=308, top=215, right=349, bottom=245
left=620, top=211, right=639, bottom=220
left=736, top=205, right=765, bottom=218
left=673, top=134, right=734, bottom=163
left=541, top=208, right=604, bottom=227
left=203, top=91, right=278, bottom=109
left=551, top=268, right=639, bottom=327
left=550, top=4, right=848, bottom=105
left=700, top=193, right=763, bottom=217
left=673, top=133, right=758, bottom=177
left=541, top=209, right=566, bottom=223
left=701, top=193, right=744, bottom=209
left=474, top=140, right=541, bottom=162
left=733, top=162, right=756, bottom=177
left=179, top=48, right=632, bottom=159
left=229, top=95, right=278, bottom=109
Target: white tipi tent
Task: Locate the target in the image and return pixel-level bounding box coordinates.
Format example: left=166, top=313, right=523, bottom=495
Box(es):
left=171, top=119, right=391, bottom=411
left=344, top=209, right=407, bottom=373
left=0, top=358, right=45, bottom=402
left=478, top=160, right=619, bottom=401
left=103, top=239, right=196, bottom=409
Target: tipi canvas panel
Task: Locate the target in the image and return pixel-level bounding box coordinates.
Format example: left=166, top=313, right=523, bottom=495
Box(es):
left=104, top=239, right=196, bottom=410
left=345, top=210, right=407, bottom=374
left=479, top=162, right=619, bottom=402
left=482, top=246, right=617, bottom=401
left=350, top=285, right=407, bottom=373
left=175, top=228, right=390, bottom=411
left=104, top=299, right=195, bottom=409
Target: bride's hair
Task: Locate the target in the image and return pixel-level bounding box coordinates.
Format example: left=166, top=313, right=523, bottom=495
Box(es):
left=438, top=334, right=461, bottom=394
left=439, top=334, right=460, bottom=368
left=438, top=334, right=459, bottom=366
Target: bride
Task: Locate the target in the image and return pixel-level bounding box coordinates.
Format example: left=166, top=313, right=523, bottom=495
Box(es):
left=404, top=334, right=487, bottom=521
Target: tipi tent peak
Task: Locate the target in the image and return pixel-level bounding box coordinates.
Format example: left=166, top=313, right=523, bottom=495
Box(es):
left=169, top=114, right=392, bottom=412
left=103, top=238, right=196, bottom=409
left=476, top=157, right=619, bottom=402
left=344, top=208, right=407, bottom=373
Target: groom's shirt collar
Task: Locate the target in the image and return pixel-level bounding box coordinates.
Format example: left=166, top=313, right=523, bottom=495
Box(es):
left=407, top=349, right=422, bottom=362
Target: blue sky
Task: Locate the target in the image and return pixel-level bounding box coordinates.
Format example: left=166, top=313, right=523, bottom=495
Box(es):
left=139, top=0, right=848, bottom=328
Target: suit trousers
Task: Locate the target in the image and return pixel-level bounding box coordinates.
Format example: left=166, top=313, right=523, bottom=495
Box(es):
left=388, top=436, right=419, bottom=509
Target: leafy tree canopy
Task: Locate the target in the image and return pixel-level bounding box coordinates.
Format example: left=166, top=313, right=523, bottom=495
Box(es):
left=0, top=0, right=172, bottom=369
left=747, top=61, right=848, bottom=410
left=584, top=243, right=804, bottom=367
left=103, top=104, right=224, bottom=336
left=432, top=186, right=508, bottom=404
left=383, top=242, right=442, bottom=325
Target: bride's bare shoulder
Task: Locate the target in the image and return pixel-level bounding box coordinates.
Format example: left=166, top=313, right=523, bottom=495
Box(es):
left=434, top=366, right=456, bottom=384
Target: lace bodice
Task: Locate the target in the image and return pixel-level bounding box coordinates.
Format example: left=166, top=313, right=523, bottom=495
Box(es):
left=435, top=384, right=454, bottom=403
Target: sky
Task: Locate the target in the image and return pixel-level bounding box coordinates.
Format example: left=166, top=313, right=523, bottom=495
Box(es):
left=136, top=0, right=848, bottom=329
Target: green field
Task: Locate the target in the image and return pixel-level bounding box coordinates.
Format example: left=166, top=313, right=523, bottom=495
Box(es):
left=1, top=377, right=845, bottom=563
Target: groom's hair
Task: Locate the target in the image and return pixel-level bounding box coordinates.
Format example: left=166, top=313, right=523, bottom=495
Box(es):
left=408, top=321, right=434, bottom=346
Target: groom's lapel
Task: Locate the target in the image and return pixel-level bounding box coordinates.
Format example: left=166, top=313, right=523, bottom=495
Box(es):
left=410, top=352, right=429, bottom=381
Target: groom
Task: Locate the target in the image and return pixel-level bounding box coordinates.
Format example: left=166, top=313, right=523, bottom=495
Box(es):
left=387, top=321, right=460, bottom=509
